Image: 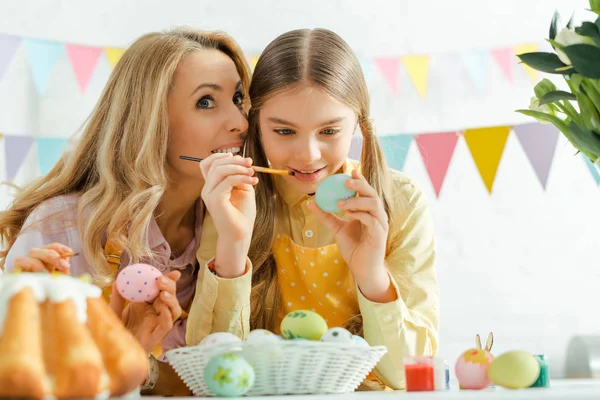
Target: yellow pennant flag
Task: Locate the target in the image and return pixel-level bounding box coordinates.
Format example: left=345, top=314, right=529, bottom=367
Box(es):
left=464, top=126, right=511, bottom=193
left=249, top=56, right=259, bottom=70
left=402, top=55, right=430, bottom=98
left=515, top=43, right=539, bottom=83
left=105, top=47, right=126, bottom=68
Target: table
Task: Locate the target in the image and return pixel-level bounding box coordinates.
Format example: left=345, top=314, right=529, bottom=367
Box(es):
left=145, top=379, right=600, bottom=399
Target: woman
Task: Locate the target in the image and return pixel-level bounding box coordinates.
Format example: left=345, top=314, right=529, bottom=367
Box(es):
left=0, top=28, right=258, bottom=395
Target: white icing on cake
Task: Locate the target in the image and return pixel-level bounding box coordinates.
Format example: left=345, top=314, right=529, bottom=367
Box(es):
left=0, top=273, right=102, bottom=334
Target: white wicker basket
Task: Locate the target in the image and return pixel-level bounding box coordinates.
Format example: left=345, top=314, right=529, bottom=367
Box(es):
left=166, top=340, right=387, bottom=396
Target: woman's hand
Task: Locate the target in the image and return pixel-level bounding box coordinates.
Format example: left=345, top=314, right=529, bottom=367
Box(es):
left=200, top=152, right=258, bottom=278
left=110, top=270, right=182, bottom=353
left=13, top=243, right=74, bottom=273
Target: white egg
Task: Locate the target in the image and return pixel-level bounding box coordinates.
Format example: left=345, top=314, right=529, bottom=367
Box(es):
left=246, top=329, right=282, bottom=344
left=352, top=335, right=370, bottom=347
left=320, top=327, right=354, bottom=343
left=199, top=332, right=242, bottom=347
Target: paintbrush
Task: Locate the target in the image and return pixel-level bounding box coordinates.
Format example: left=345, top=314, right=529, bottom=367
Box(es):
left=179, top=155, right=295, bottom=176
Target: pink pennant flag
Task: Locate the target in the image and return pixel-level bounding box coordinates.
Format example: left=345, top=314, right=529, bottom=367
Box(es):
left=415, top=132, right=459, bottom=197
left=66, top=44, right=103, bottom=93
left=492, top=48, right=513, bottom=82
left=374, top=57, right=400, bottom=94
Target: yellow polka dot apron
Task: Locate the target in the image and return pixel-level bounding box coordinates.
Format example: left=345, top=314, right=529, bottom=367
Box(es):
left=273, top=234, right=359, bottom=331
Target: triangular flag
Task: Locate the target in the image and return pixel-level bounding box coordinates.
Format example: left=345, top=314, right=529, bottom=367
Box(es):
left=415, top=132, right=459, bottom=196
left=36, top=137, right=69, bottom=176
left=515, top=43, right=539, bottom=83
left=401, top=55, right=429, bottom=98
left=461, top=50, right=490, bottom=94
left=360, top=57, right=373, bottom=80
left=378, top=134, right=413, bottom=171
left=583, top=155, right=600, bottom=185
left=0, top=34, right=21, bottom=82
left=66, top=44, right=103, bottom=93
left=104, top=47, right=126, bottom=68
left=24, top=38, right=65, bottom=94
left=374, top=57, right=400, bottom=94
left=464, top=126, right=511, bottom=193
left=514, top=123, right=559, bottom=189
left=4, top=135, right=34, bottom=181
left=348, top=135, right=363, bottom=160
left=492, top=47, right=514, bottom=82
left=249, top=56, right=259, bottom=70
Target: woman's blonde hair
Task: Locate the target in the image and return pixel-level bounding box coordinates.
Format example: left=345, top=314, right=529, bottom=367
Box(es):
left=246, top=29, right=394, bottom=342
left=0, top=28, right=251, bottom=287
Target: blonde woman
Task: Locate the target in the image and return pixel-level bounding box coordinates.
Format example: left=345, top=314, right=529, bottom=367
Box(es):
left=187, top=28, right=439, bottom=390
left=0, top=28, right=257, bottom=395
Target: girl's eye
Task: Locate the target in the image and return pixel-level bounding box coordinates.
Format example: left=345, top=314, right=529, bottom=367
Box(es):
left=233, top=92, right=245, bottom=106
left=322, top=128, right=340, bottom=135
left=197, top=96, right=215, bottom=109
left=274, top=129, right=294, bottom=136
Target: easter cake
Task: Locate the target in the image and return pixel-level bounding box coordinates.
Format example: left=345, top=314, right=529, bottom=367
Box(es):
left=0, top=272, right=149, bottom=399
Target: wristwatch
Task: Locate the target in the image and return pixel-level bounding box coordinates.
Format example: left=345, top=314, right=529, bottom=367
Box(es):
left=141, top=353, right=159, bottom=391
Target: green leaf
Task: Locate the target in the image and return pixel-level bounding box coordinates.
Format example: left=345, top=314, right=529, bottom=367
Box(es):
left=568, top=121, right=600, bottom=156
left=582, top=79, right=600, bottom=114
left=517, top=52, right=572, bottom=74
left=575, top=22, right=600, bottom=47
left=550, top=10, right=561, bottom=40
left=592, top=0, right=600, bottom=14
left=539, top=90, right=577, bottom=105
left=516, top=109, right=569, bottom=130
left=567, top=11, right=575, bottom=29
left=595, top=15, right=600, bottom=31
left=562, top=44, right=600, bottom=78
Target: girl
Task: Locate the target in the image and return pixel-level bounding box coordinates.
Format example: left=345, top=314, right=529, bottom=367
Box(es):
left=0, top=28, right=258, bottom=395
left=187, top=28, right=439, bottom=390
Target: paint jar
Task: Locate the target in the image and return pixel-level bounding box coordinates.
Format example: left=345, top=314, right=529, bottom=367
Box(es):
left=404, top=356, right=434, bottom=392
left=530, top=354, right=550, bottom=388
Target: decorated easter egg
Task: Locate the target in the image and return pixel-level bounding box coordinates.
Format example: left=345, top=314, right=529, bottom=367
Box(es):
left=204, top=353, right=255, bottom=397
left=315, top=174, right=357, bottom=213
left=115, top=263, right=162, bottom=303
left=280, top=310, right=328, bottom=340
left=352, top=335, right=370, bottom=347
left=200, top=332, right=242, bottom=347
left=246, top=329, right=282, bottom=344
left=455, top=348, right=494, bottom=390
left=488, top=351, right=540, bottom=389
left=321, top=327, right=354, bottom=344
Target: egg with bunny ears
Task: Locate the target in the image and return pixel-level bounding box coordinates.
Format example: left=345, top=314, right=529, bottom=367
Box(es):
left=320, top=327, right=355, bottom=344
left=246, top=329, right=282, bottom=344
left=199, top=332, right=242, bottom=347
left=455, top=333, right=495, bottom=390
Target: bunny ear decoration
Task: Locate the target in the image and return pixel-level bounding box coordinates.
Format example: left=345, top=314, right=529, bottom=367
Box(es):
left=485, top=332, right=494, bottom=352
left=476, top=334, right=482, bottom=350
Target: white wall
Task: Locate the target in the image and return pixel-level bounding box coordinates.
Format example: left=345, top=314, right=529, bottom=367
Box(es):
left=1, top=0, right=599, bottom=380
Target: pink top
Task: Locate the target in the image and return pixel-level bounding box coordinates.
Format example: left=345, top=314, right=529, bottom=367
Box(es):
left=3, top=194, right=203, bottom=356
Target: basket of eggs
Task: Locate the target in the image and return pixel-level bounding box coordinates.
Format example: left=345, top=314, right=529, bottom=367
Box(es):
left=165, top=310, right=388, bottom=397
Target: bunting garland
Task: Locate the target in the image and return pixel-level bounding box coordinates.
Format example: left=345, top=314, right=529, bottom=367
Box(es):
left=0, top=32, right=546, bottom=98
left=2, top=122, right=598, bottom=196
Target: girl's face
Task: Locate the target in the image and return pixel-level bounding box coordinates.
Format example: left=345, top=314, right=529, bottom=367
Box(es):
left=167, top=49, right=248, bottom=181
left=258, top=83, right=356, bottom=194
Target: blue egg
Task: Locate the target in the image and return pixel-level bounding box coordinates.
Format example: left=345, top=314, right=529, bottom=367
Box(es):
left=315, top=174, right=357, bottom=213
left=204, top=353, right=255, bottom=397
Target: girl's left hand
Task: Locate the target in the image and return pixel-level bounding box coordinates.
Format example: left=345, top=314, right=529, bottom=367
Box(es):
left=308, top=170, right=388, bottom=281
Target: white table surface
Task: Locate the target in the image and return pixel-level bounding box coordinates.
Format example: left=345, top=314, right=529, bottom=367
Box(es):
left=146, top=379, right=600, bottom=399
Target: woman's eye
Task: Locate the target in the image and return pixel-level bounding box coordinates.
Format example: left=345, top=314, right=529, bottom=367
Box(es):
left=274, top=129, right=294, bottom=136
left=233, top=92, right=245, bottom=106
left=197, top=97, right=215, bottom=109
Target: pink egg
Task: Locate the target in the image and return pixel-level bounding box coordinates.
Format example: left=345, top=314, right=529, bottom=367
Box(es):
left=116, top=263, right=163, bottom=303
left=455, top=348, right=494, bottom=390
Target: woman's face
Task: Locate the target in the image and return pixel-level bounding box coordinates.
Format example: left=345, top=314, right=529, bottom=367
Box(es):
left=258, top=83, right=356, bottom=194
left=167, top=49, right=248, bottom=181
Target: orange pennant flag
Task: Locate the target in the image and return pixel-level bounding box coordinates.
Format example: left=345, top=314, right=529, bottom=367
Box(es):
left=104, top=47, right=126, bottom=68
left=464, top=126, right=511, bottom=193
left=515, top=43, right=539, bottom=83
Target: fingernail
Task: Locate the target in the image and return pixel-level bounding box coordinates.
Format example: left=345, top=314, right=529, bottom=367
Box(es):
left=161, top=277, right=169, bottom=284
left=163, top=291, right=172, bottom=298
left=59, top=259, right=69, bottom=269
left=306, top=200, right=311, bottom=206
left=61, top=246, right=73, bottom=253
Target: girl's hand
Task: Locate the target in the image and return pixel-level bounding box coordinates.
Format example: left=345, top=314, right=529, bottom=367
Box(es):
left=13, top=243, right=74, bottom=274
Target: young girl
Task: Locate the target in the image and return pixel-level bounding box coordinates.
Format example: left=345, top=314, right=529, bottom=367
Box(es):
left=0, top=28, right=258, bottom=395
left=187, top=28, right=439, bottom=390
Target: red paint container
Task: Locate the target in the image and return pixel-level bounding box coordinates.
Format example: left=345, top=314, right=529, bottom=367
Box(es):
left=404, top=356, right=434, bottom=392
